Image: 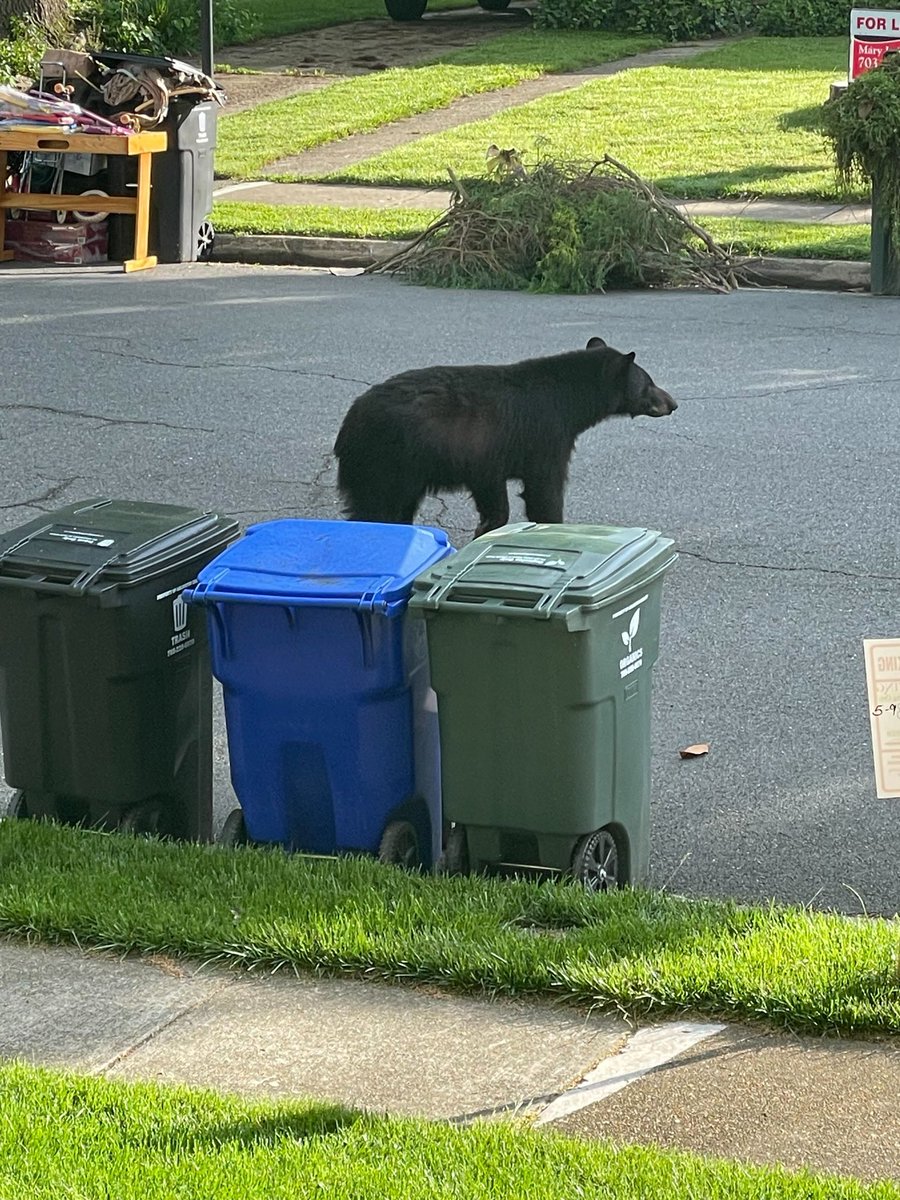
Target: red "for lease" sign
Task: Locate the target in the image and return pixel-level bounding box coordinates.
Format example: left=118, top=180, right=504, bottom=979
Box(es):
left=850, top=8, right=900, bottom=78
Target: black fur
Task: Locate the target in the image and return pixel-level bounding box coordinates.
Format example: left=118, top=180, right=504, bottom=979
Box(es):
left=333, top=337, right=677, bottom=536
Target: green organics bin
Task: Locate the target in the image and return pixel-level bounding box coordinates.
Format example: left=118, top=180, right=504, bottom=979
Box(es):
left=0, top=498, right=239, bottom=840
left=409, top=523, right=676, bottom=889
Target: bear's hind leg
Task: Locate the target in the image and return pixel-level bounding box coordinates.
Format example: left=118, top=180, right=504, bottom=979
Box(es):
left=470, top=479, right=510, bottom=539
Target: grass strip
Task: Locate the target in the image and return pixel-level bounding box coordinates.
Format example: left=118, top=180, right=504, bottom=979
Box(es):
left=216, top=31, right=660, bottom=179
left=1, top=819, right=898, bottom=1037
left=703, top=217, right=870, bottom=260
left=242, top=0, right=473, bottom=40
left=326, top=37, right=864, bottom=202
left=212, top=201, right=871, bottom=261
left=2, top=1060, right=900, bottom=1200
left=212, top=199, right=441, bottom=237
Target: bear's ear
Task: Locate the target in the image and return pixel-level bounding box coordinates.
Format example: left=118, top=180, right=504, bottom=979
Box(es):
left=586, top=337, right=607, bottom=350
left=626, top=351, right=636, bottom=362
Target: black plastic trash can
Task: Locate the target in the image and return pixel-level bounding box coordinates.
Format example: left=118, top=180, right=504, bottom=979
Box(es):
left=0, top=498, right=239, bottom=839
left=150, top=97, right=218, bottom=264
left=102, top=52, right=219, bottom=264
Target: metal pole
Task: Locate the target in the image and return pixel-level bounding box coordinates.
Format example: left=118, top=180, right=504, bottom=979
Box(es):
left=199, top=0, right=214, bottom=77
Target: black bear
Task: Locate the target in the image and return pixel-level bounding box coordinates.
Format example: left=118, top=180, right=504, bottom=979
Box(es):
left=333, top=337, right=677, bottom=537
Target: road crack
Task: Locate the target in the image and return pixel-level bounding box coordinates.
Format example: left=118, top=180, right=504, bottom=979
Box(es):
left=0, top=402, right=213, bottom=435
left=679, top=547, right=900, bottom=584
left=89, top=348, right=373, bottom=389
left=0, top=477, right=80, bottom=512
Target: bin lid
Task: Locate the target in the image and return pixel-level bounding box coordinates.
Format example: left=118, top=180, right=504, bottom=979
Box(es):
left=409, top=523, right=676, bottom=620
left=187, top=519, right=454, bottom=615
left=0, top=498, right=240, bottom=594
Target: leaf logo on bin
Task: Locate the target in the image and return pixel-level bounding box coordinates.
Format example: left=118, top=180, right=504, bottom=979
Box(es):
left=621, top=609, right=640, bottom=654
left=618, top=608, right=644, bottom=679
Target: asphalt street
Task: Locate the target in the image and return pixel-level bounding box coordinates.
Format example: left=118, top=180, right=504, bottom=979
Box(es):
left=1, top=263, right=898, bottom=914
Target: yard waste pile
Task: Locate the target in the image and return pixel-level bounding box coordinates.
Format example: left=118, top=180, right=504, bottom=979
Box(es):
left=372, top=152, right=739, bottom=294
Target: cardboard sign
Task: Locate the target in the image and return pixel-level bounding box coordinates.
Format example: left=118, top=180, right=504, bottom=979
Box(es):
left=863, top=638, right=900, bottom=797
left=850, top=9, right=900, bottom=78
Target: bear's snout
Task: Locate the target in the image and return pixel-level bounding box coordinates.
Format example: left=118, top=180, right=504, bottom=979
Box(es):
left=647, top=388, right=677, bottom=417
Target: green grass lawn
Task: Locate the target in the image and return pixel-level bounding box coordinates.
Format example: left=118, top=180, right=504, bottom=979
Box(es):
left=2, top=819, right=899, bottom=1036
left=3, top=1061, right=899, bottom=1200
left=212, top=200, right=871, bottom=261
left=321, top=37, right=863, bottom=202
left=216, top=31, right=660, bottom=178
left=242, top=0, right=474, bottom=40
left=703, top=217, right=869, bottom=260
left=213, top=199, right=442, bottom=237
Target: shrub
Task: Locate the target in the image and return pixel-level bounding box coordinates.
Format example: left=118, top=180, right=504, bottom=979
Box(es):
left=0, top=0, right=258, bottom=77
left=536, top=0, right=753, bottom=40
left=72, top=0, right=259, bottom=57
left=536, top=0, right=878, bottom=39
left=534, top=0, right=610, bottom=30
left=822, top=53, right=900, bottom=246
left=602, top=0, right=752, bottom=40
left=755, top=0, right=864, bottom=36
left=0, top=16, right=47, bottom=83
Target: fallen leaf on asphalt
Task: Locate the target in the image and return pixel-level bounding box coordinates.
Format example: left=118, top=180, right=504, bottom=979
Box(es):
left=679, top=743, right=710, bottom=758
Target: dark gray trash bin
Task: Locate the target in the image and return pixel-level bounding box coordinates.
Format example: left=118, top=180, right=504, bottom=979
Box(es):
left=102, top=53, right=219, bottom=264
left=151, top=98, right=218, bottom=264
left=0, top=499, right=240, bottom=841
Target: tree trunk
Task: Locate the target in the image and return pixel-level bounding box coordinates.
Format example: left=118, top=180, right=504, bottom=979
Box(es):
left=0, top=0, right=69, bottom=38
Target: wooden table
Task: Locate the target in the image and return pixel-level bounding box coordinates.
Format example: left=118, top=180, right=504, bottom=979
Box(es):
left=0, top=129, right=168, bottom=272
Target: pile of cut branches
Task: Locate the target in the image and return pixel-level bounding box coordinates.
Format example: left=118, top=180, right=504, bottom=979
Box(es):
left=370, top=151, right=738, bottom=294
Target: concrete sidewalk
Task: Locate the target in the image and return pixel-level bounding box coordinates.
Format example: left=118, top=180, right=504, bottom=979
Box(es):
left=212, top=179, right=873, bottom=227
left=3, top=937, right=898, bottom=1183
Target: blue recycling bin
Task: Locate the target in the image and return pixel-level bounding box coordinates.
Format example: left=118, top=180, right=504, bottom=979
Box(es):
left=185, top=519, right=454, bottom=867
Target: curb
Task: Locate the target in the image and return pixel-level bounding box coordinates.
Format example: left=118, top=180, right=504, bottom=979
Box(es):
left=733, top=255, right=869, bottom=292
left=212, top=232, right=410, bottom=269
left=213, top=234, right=872, bottom=292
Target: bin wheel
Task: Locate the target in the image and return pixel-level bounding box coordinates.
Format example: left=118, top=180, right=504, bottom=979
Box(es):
left=378, top=819, right=421, bottom=869
left=220, top=808, right=250, bottom=847
left=6, top=791, right=29, bottom=820
left=385, top=0, right=427, bottom=18
left=197, top=220, right=216, bottom=262
left=441, top=823, right=469, bottom=875
left=119, top=799, right=164, bottom=837
left=571, top=827, right=622, bottom=892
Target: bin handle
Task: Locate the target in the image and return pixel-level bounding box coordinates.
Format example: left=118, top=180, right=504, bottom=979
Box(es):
left=0, top=568, right=110, bottom=595
left=0, top=523, right=53, bottom=567
left=0, top=520, right=121, bottom=594
left=418, top=543, right=499, bottom=610
left=418, top=555, right=677, bottom=620
left=419, top=546, right=580, bottom=619
left=532, top=570, right=584, bottom=618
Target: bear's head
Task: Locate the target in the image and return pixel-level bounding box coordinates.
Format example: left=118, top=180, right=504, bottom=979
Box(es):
left=586, top=336, right=678, bottom=419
